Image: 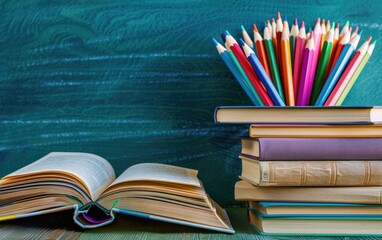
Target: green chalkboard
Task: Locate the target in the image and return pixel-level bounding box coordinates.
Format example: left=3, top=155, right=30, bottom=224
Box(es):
left=0, top=0, right=381, bottom=208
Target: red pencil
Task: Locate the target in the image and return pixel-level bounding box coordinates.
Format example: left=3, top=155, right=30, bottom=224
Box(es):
left=253, top=24, right=271, bottom=78
left=224, top=34, right=274, bottom=106
left=324, top=37, right=371, bottom=106
left=276, top=12, right=283, bottom=80
left=293, top=21, right=306, bottom=102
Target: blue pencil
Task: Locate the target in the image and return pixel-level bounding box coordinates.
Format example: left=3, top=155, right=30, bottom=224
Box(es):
left=213, top=38, right=262, bottom=105
left=315, top=32, right=362, bottom=106
left=240, top=39, right=286, bottom=106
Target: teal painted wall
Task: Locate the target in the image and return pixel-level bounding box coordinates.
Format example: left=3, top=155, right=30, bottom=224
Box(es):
left=0, top=0, right=381, bottom=206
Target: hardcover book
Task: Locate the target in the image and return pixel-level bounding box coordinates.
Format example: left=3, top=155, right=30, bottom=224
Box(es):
left=248, top=209, right=382, bottom=235
left=0, top=152, right=234, bottom=233
left=241, top=137, right=382, bottom=160
left=214, top=106, right=382, bottom=124
left=240, top=155, right=382, bottom=186
left=235, top=180, right=382, bottom=204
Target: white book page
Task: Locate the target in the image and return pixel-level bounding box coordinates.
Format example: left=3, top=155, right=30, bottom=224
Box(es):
left=4, top=152, right=116, bottom=200
left=109, top=163, right=201, bottom=187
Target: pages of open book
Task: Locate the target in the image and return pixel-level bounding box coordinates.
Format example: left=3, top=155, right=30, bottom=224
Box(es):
left=3, top=152, right=116, bottom=201
left=108, top=163, right=201, bottom=188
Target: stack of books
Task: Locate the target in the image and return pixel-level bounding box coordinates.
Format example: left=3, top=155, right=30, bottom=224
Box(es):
left=215, top=106, right=382, bottom=236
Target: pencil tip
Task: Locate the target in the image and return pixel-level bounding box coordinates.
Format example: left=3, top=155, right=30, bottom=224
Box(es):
left=371, top=40, right=377, bottom=45
left=284, top=15, right=288, bottom=22
left=225, top=30, right=231, bottom=36
left=316, top=18, right=320, bottom=24
left=212, top=38, right=219, bottom=46
left=331, top=22, right=335, bottom=29
left=366, top=36, right=372, bottom=42
left=272, top=18, right=275, bottom=22
left=241, top=25, right=246, bottom=32
left=239, top=38, right=246, bottom=46
left=264, top=22, right=268, bottom=29
left=220, top=32, right=227, bottom=42
left=277, top=11, right=281, bottom=19
left=322, top=19, right=325, bottom=24
left=353, top=26, right=359, bottom=34
left=345, top=20, right=349, bottom=26
left=336, top=23, right=340, bottom=28
left=267, top=20, right=270, bottom=24
left=358, top=29, right=363, bottom=36
left=301, top=21, right=305, bottom=28
left=253, top=24, right=259, bottom=32
left=294, top=18, right=298, bottom=25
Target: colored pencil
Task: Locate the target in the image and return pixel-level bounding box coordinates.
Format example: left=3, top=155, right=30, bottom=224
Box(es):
left=297, top=37, right=315, bottom=106
left=314, top=31, right=362, bottom=106
left=280, top=21, right=295, bottom=106
left=325, top=23, right=340, bottom=79
left=224, top=33, right=273, bottom=106
left=271, top=18, right=277, bottom=55
left=263, top=25, right=284, bottom=100
left=253, top=24, right=271, bottom=78
left=307, top=18, right=322, bottom=104
left=339, top=20, right=349, bottom=42
left=325, top=37, right=371, bottom=106
left=293, top=21, right=306, bottom=101
left=320, top=19, right=327, bottom=50
left=335, top=40, right=376, bottom=106
left=241, top=39, right=286, bottom=106
left=241, top=25, right=254, bottom=49
left=350, top=26, right=359, bottom=40
left=327, top=29, right=351, bottom=77
left=310, top=23, right=334, bottom=104
left=326, top=19, right=331, bottom=33
left=213, top=38, right=262, bottom=105
left=266, top=20, right=272, bottom=34
left=290, top=18, right=299, bottom=69
left=276, top=12, right=283, bottom=75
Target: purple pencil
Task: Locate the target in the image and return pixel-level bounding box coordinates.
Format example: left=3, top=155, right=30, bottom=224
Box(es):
left=297, top=37, right=315, bottom=106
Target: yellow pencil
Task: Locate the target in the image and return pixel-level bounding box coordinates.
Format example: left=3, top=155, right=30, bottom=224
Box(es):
left=280, top=21, right=295, bottom=106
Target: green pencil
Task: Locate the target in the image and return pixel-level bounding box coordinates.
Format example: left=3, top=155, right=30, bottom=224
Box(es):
left=310, top=23, right=334, bottom=104
left=227, top=50, right=264, bottom=106
left=263, top=25, right=285, bottom=101
left=290, top=18, right=299, bottom=70
left=335, top=40, right=376, bottom=106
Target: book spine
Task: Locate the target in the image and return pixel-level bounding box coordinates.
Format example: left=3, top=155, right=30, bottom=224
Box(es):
left=262, top=138, right=382, bottom=160
left=258, top=161, right=382, bottom=186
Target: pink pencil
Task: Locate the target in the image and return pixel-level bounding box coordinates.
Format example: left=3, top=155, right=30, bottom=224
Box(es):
left=307, top=18, right=322, bottom=104
left=324, top=37, right=371, bottom=106
left=293, top=21, right=306, bottom=102
left=297, top=36, right=315, bottom=106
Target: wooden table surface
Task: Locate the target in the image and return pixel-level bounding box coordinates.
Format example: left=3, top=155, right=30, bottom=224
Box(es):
left=1, top=208, right=378, bottom=240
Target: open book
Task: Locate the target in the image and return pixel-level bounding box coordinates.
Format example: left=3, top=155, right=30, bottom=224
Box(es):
left=0, top=152, right=234, bottom=233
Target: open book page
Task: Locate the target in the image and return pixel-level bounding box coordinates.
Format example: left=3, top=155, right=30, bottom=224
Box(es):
left=109, top=163, right=201, bottom=188
left=3, top=152, right=116, bottom=201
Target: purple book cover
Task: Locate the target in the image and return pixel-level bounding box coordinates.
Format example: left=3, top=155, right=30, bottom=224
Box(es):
left=245, top=138, right=382, bottom=160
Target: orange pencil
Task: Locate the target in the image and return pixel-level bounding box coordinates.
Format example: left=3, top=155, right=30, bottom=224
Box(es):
left=320, top=19, right=327, bottom=50
left=280, top=21, right=295, bottom=105
left=253, top=24, right=271, bottom=78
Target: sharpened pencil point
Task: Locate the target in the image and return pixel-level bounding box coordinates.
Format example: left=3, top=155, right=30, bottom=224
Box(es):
left=371, top=40, right=377, bottom=45
left=358, top=29, right=363, bottom=36
left=239, top=38, right=246, bottom=46
left=277, top=11, right=281, bottom=19
left=294, top=18, right=298, bottom=25
left=316, top=18, right=320, bottom=24
left=253, top=24, right=259, bottom=32
left=225, top=30, right=231, bottom=36
left=264, top=22, right=267, bottom=29
left=331, top=22, right=335, bottom=29
left=241, top=25, right=246, bottom=32
left=267, top=20, right=271, bottom=24
left=212, top=38, right=219, bottom=46
left=284, top=15, right=288, bottom=22
left=345, top=20, right=349, bottom=27
left=221, top=32, right=227, bottom=42
left=301, top=21, right=305, bottom=28
left=353, top=26, right=359, bottom=34
left=366, top=36, right=372, bottom=43
left=336, top=23, right=340, bottom=28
